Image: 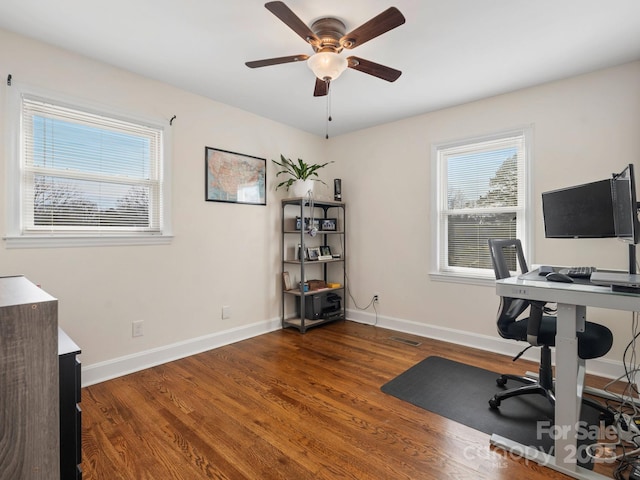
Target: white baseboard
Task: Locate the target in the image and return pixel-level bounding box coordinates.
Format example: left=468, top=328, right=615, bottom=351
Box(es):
left=82, top=317, right=282, bottom=387
left=82, top=310, right=626, bottom=388
left=346, top=308, right=626, bottom=381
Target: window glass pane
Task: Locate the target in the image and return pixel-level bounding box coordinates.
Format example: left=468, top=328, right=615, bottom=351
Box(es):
left=447, top=213, right=517, bottom=269
left=33, top=176, right=150, bottom=228
left=20, top=95, right=163, bottom=235
left=434, top=129, right=529, bottom=278
left=447, top=150, right=519, bottom=210
left=31, top=115, right=151, bottom=178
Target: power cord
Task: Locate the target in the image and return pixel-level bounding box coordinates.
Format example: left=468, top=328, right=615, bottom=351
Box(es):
left=591, top=310, right=640, bottom=471
left=344, top=272, right=379, bottom=326
left=603, top=313, right=640, bottom=413
left=335, top=207, right=379, bottom=326
left=591, top=259, right=640, bottom=478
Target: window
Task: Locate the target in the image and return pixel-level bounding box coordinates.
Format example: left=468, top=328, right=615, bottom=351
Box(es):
left=431, top=128, right=531, bottom=281
left=6, top=87, right=172, bottom=247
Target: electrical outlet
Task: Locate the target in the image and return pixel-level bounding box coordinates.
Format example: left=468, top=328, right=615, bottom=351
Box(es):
left=132, top=320, right=144, bottom=337
left=373, top=293, right=379, bottom=304
left=222, top=305, right=231, bottom=319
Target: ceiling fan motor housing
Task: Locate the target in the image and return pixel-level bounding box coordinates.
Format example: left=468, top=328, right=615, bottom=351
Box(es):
left=310, top=17, right=347, bottom=53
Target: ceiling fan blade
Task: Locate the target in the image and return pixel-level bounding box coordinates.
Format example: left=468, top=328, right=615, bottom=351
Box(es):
left=245, top=54, right=309, bottom=68
left=265, top=1, right=318, bottom=45
left=313, top=78, right=328, bottom=97
left=340, top=7, right=405, bottom=49
left=347, top=56, right=402, bottom=82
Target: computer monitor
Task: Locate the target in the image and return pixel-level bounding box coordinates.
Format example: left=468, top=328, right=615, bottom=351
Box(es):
left=611, top=163, right=640, bottom=273
left=611, top=163, right=640, bottom=244
left=541, top=179, right=616, bottom=239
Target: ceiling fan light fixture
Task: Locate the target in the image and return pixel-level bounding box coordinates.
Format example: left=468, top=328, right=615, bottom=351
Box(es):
left=307, top=52, right=347, bottom=81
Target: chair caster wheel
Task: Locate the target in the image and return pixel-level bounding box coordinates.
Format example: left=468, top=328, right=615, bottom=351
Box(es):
left=496, top=376, right=507, bottom=387
left=489, top=396, right=501, bottom=409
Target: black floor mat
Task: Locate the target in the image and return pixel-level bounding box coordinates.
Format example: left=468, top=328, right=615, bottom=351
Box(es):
left=381, top=356, right=605, bottom=468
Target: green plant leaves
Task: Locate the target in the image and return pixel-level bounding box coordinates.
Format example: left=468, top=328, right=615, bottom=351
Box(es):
left=271, top=155, right=334, bottom=190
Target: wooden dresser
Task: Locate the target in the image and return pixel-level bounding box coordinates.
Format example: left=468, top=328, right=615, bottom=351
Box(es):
left=0, top=276, right=60, bottom=479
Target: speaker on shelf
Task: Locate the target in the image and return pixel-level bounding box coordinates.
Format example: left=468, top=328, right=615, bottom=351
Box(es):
left=334, top=178, right=342, bottom=201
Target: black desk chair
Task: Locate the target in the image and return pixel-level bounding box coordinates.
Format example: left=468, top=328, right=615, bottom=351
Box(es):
left=487, top=238, right=613, bottom=410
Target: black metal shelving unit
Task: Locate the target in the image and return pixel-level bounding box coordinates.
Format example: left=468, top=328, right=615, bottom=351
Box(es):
left=280, top=197, right=346, bottom=333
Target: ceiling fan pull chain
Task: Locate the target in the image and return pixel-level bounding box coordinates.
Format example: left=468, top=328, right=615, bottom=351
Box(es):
left=325, top=79, right=332, bottom=139
left=328, top=80, right=333, bottom=122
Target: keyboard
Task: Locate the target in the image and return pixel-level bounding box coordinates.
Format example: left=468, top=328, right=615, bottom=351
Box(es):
left=565, top=266, right=597, bottom=278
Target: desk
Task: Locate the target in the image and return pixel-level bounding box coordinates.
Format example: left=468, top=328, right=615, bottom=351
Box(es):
left=494, top=271, right=640, bottom=479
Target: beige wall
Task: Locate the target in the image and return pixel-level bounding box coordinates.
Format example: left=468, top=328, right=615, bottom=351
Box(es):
left=1, top=27, right=639, bottom=376
left=330, top=61, right=640, bottom=362
left=0, top=29, right=332, bottom=367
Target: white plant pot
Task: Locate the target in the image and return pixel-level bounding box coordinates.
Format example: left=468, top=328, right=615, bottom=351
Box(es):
left=290, top=179, right=315, bottom=197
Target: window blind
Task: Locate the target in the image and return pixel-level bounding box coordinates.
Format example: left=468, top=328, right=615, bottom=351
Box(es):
left=21, top=96, right=163, bottom=234
left=436, top=131, right=527, bottom=275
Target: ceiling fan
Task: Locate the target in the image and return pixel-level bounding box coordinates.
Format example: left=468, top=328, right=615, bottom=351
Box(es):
left=246, top=1, right=406, bottom=97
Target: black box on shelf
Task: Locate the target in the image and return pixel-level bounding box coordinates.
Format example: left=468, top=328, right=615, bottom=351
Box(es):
left=296, top=292, right=342, bottom=320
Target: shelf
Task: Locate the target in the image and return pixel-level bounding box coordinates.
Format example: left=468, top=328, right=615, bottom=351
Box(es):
left=284, top=258, right=344, bottom=265
left=284, top=230, right=344, bottom=235
left=283, top=316, right=344, bottom=329
left=284, top=286, right=344, bottom=297
left=282, top=197, right=344, bottom=208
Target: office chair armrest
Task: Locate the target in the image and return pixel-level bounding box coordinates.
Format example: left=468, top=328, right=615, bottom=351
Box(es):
left=526, top=301, right=545, bottom=346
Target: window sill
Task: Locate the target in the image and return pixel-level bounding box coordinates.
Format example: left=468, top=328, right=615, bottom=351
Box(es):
left=3, top=234, right=174, bottom=249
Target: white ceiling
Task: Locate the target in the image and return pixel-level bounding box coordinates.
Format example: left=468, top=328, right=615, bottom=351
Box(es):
left=1, top=0, right=640, bottom=138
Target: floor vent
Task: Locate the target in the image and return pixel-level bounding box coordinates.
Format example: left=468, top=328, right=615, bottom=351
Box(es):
left=389, top=336, right=421, bottom=347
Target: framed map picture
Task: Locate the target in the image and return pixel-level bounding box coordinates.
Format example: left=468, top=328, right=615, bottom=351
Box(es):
left=205, top=147, right=266, bottom=205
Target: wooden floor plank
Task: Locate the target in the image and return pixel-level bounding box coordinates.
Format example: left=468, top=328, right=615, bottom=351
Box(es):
left=81, top=320, right=624, bottom=479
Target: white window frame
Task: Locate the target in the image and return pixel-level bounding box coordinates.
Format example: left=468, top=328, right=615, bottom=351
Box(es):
left=4, top=83, right=173, bottom=248
left=430, top=127, right=533, bottom=284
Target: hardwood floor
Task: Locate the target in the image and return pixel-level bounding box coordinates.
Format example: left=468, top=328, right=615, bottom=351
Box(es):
left=81, top=320, right=621, bottom=479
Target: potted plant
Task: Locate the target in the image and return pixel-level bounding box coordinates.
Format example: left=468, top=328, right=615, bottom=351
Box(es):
left=272, top=155, right=333, bottom=197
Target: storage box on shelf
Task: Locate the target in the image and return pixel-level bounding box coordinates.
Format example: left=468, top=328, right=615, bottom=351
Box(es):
left=280, top=197, right=346, bottom=333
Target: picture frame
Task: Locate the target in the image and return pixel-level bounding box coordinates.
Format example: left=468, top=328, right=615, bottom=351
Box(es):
left=282, top=271, right=292, bottom=291
left=307, top=247, right=321, bottom=261
left=318, top=245, right=332, bottom=261
left=296, top=217, right=321, bottom=231
left=205, top=147, right=266, bottom=205
left=321, top=218, right=337, bottom=231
